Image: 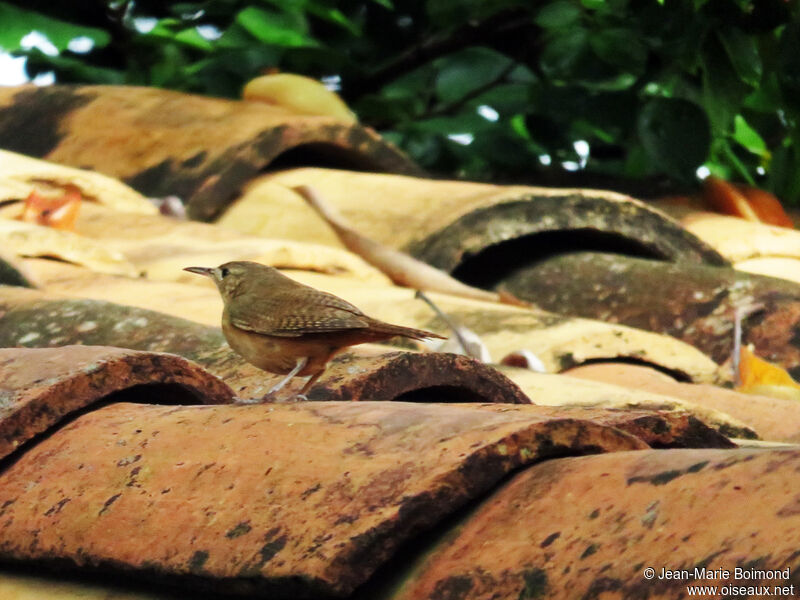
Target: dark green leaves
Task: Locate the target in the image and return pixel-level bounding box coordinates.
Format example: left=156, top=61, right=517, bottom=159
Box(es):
left=540, top=27, right=589, bottom=80
left=638, top=98, right=711, bottom=178
left=434, top=48, right=513, bottom=102
left=235, top=6, right=318, bottom=48
left=0, top=2, right=110, bottom=52
left=2, top=0, right=798, bottom=199
left=719, top=28, right=762, bottom=87
left=535, top=1, right=583, bottom=28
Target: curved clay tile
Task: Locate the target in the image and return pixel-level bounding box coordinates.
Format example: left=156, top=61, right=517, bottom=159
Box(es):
left=20, top=256, right=724, bottom=385
left=502, top=251, right=800, bottom=377
left=0, top=149, right=156, bottom=215
left=0, top=252, right=34, bottom=287
left=238, top=168, right=727, bottom=273
left=0, top=287, right=526, bottom=404
left=387, top=447, right=800, bottom=600
left=0, top=570, right=167, bottom=600
left=0, top=85, right=422, bottom=221
left=0, top=401, right=645, bottom=597
left=0, top=217, right=139, bottom=277
left=73, top=202, right=388, bottom=283
left=467, top=405, right=734, bottom=449
left=498, top=369, right=756, bottom=441
left=0, top=346, right=234, bottom=461
left=568, top=363, right=800, bottom=443
left=681, top=211, right=800, bottom=264
left=308, top=350, right=528, bottom=404
left=672, top=212, right=800, bottom=285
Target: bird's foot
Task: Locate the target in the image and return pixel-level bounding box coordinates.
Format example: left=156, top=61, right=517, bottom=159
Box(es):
left=261, top=390, right=280, bottom=403
left=260, top=391, right=308, bottom=403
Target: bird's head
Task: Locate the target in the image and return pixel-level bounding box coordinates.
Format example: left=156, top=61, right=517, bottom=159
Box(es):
left=183, top=261, right=271, bottom=301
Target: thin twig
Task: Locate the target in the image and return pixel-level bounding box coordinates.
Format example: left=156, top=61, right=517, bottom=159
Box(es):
left=414, top=290, right=472, bottom=356
left=347, top=9, right=531, bottom=97
left=421, top=60, right=517, bottom=120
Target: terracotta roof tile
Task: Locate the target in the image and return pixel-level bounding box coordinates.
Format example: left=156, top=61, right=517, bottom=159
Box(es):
left=0, top=85, right=423, bottom=222
left=388, top=447, right=800, bottom=600
left=0, top=401, right=644, bottom=597
left=527, top=406, right=735, bottom=449
left=499, top=368, right=757, bottom=440
left=0, top=288, right=527, bottom=404
left=0, top=346, right=233, bottom=460
left=502, top=250, right=800, bottom=375
left=16, top=256, right=725, bottom=386
left=229, top=168, right=726, bottom=266
left=569, top=363, right=800, bottom=443
left=1, top=87, right=797, bottom=599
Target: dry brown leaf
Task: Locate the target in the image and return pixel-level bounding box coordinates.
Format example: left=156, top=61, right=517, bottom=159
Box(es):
left=19, top=186, right=81, bottom=231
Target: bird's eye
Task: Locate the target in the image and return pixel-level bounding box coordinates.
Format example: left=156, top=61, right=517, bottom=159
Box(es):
left=220, top=267, right=229, bottom=278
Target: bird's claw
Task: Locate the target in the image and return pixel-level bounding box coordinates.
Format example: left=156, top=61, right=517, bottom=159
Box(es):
left=261, top=390, right=280, bottom=403
left=260, top=391, right=308, bottom=403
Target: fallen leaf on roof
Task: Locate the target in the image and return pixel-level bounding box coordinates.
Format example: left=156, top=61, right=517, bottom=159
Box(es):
left=242, top=73, right=358, bottom=123
left=736, top=344, right=800, bottom=401
left=703, top=175, right=793, bottom=228
left=0, top=149, right=157, bottom=215
left=19, top=186, right=81, bottom=231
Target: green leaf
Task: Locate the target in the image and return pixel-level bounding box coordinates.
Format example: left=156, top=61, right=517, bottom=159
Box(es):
left=23, top=48, right=124, bottom=84
left=744, top=72, right=782, bottom=113
left=408, top=113, right=489, bottom=135
left=174, top=28, right=214, bottom=51
left=471, top=127, right=542, bottom=169
left=637, top=97, right=711, bottom=178
left=0, top=2, right=110, bottom=52
left=535, top=0, right=583, bottom=29
left=701, top=34, right=750, bottom=134
left=589, top=28, right=647, bottom=73
left=469, top=83, right=531, bottom=117
left=580, top=0, right=606, bottom=10
left=721, top=138, right=756, bottom=183
left=306, top=3, right=361, bottom=36
left=510, top=113, right=531, bottom=140
left=235, top=6, right=318, bottom=48
left=732, top=114, right=768, bottom=158
left=778, top=22, right=800, bottom=100
left=768, top=142, right=800, bottom=204
left=434, top=47, right=513, bottom=103
left=718, top=28, right=761, bottom=87
left=540, top=27, right=589, bottom=79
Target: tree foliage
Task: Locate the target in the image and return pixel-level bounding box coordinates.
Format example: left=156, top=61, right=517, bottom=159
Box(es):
left=1, top=0, right=798, bottom=200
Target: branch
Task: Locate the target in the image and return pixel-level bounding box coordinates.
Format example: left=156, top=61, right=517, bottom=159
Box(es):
left=347, top=9, right=532, bottom=98
left=422, top=60, right=517, bottom=119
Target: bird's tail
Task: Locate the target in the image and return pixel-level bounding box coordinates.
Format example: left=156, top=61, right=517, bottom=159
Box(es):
left=367, top=319, right=446, bottom=341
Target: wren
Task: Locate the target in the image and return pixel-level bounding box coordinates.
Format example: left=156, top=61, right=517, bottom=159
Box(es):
left=184, top=261, right=445, bottom=399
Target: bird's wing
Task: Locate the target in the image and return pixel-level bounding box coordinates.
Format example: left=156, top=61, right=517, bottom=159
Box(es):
left=229, top=287, right=370, bottom=337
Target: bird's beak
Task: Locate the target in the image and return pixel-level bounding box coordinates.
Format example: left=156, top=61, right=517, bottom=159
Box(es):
left=183, top=266, right=214, bottom=277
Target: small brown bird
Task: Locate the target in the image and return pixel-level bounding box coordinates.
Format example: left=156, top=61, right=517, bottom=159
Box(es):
left=184, top=261, right=445, bottom=399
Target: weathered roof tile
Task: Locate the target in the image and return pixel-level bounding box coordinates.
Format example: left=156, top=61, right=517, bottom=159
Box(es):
left=384, top=447, right=800, bottom=600
left=0, top=85, right=423, bottom=221
left=0, top=401, right=645, bottom=597
left=0, top=346, right=233, bottom=460
left=569, top=363, right=800, bottom=443
left=0, top=288, right=527, bottom=404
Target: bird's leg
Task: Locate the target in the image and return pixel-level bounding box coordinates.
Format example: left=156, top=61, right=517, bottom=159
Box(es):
left=297, top=369, right=324, bottom=400
left=263, top=357, right=308, bottom=401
